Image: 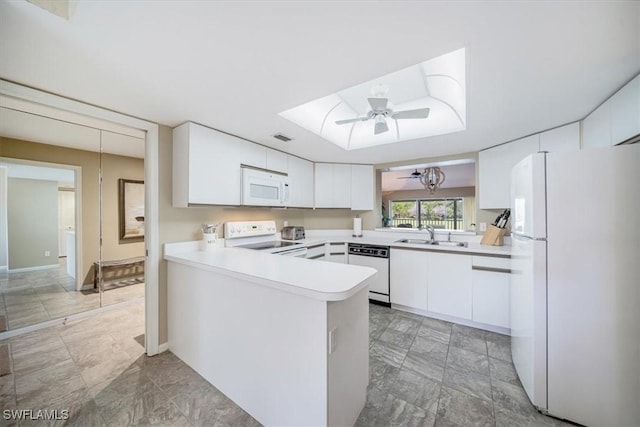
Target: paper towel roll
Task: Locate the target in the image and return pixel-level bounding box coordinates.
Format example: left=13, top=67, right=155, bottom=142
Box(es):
left=353, top=217, right=362, bottom=237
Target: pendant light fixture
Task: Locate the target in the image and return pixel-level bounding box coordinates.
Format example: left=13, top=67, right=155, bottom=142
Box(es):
left=420, top=167, right=446, bottom=194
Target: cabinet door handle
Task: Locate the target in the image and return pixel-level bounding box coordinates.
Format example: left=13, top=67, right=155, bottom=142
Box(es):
left=472, top=266, right=511, bottom=274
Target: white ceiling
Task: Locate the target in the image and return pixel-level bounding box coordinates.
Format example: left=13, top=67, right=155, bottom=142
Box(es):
left=1, top=1, right=638, bottom=165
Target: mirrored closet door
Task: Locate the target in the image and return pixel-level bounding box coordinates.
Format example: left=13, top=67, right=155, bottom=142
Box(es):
left=0, top=99, right=145, bottom=333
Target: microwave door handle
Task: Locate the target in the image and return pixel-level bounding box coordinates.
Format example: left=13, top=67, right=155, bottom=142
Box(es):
left=281, top=183, right=289, bottom=205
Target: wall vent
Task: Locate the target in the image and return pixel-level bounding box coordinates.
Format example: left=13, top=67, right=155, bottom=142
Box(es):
left=272, top=133, right=293, bottom=142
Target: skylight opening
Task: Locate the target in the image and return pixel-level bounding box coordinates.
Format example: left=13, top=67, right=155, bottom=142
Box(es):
left=279, top=48, right=466, bottom=151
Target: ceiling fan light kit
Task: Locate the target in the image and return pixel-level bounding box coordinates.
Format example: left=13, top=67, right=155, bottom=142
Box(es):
left=279, top=48, right=466, bottom=151
left=340, top=97, right=430, bottom=136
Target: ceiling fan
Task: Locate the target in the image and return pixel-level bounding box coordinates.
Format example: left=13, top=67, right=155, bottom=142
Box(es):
left=396, top=167, right=446, bottom=194
left=334, top=97, right=430, bottom=135
left=397, top=169, right=424, bottom=179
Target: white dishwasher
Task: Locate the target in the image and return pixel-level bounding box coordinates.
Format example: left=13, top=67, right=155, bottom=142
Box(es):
left=347, top=243, right=390, bottom=304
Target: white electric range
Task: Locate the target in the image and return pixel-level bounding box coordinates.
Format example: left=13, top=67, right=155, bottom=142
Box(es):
left=224, top=220, right=308, bottom=257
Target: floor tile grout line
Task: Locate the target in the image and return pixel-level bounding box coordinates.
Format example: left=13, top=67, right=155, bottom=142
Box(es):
left=144, top=372, right=196, bottom=427
left=485, top=336, right=498, bottom=425
left=434, top=322, right=453, bottom=423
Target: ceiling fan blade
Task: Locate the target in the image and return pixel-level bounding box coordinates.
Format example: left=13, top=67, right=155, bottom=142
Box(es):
left=368, top=97, right=388, bottom=112
left=335, top=117, right=368, bottom=125
left=391, top=108, right=430, bottom=119
left=397, top=176, right=419, bottom=179
left=374, top=119, right=389, bottom=135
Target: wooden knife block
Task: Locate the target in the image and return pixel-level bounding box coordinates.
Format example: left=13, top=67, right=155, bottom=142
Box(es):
left=480, top=224, right=506, bottom=246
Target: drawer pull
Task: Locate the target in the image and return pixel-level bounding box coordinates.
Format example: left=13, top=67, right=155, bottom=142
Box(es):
left=472, top=266, right=511, bottom=274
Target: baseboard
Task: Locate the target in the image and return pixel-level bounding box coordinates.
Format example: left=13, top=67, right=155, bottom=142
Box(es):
left=8, top=264, right=60, bottom=273
left=390, top=303, right=511, bottom=336
left=158, top=342, right=169, bottom=353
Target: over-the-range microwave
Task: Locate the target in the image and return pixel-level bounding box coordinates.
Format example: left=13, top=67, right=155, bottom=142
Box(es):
left=241, top=165, right=289, bottom=207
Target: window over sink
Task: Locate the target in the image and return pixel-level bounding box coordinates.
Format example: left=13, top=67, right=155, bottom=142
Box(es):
left=389, top=198, right=466, bottom=230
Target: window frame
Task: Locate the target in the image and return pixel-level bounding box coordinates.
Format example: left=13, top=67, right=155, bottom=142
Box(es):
left=389, top=197, right=464, bottom=230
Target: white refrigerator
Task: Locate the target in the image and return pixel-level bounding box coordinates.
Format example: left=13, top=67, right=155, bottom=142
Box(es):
left=510, top=144, right=640, bottom=427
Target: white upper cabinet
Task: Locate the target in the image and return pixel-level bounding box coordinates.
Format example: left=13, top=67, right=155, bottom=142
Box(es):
left=610, top=74, right=640, bottom=144
left=539, top=122, right=580, bottom=153
left=314, top=163, right=374, bottom=209
left=174, top=122, right=375, bottom=209
left=583, top=74, right=640, bottom=148
left=173, top=122, right=266, bottom=206
left=314, top=163, right=334, bottom=208
left=478, top=134, right=539, bottom=209
left=583, top=98, right=612, bottom=149
left=350, top=164, right=375, bottom=211
left=331, top=164, right=352, bottom=208
left=287, top=155, right=314, bottom=208
left=266, top=148, right=288, bottom=173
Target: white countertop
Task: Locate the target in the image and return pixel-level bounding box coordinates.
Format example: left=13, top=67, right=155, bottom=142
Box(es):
left=164, top=229, right=510, bottom=302
left=300, top=230, right=512, bottom=257
left=164, top=243, right=377, bottom=302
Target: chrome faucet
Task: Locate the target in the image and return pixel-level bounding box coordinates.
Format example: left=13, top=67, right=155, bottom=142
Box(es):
left=425, top=225, right=435, bottom=243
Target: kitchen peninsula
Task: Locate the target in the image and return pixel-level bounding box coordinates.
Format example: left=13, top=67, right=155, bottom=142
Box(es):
left=164, top=242, right=376, bottom=427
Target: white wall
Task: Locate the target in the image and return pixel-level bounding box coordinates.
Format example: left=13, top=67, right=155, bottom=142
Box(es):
left=7, top=177, right=59, bottom=270
left=0, top=166, right=7, bottom=269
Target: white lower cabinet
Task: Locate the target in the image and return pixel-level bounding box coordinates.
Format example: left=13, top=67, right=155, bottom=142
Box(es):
left=306, top=244, right=326, bottom=260
left=389, top=248, right=510, bottom=330
left=326, top=243, right=347, bottom=263
left=427, top=252, right=472, bottom=320
left=389, top=249, right=428, bottom=310
left=471, top=256, right=511, bottom=328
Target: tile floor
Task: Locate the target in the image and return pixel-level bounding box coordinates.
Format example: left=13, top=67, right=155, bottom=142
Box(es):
left=0, top=300, right=575, bottom=426
left=0, top=260, right=144, bottom=331
left=359, top=303, right=574, bottom=427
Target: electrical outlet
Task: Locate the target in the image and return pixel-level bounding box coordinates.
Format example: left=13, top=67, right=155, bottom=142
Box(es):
left=44, top=251, right=51, bottom=257
left=329, top=328, right=337, bottom=354
left=479, top=222, right=487, bottom=232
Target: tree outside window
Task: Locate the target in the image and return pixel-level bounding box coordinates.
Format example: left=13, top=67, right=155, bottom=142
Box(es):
left=390, top=198, right=463, bottom=230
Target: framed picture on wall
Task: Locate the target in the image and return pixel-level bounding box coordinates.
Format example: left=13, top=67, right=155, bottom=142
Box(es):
left=119, top=179, right=144, bottom=243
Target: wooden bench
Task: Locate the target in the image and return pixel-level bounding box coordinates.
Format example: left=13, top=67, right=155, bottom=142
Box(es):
left=93, top=256, right=145, bottom=290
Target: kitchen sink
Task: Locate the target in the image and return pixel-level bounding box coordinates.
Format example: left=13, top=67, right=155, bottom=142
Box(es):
left=394, top=238, right=468, bottom=247
left=394, top=238, right=431, bottom=244
left=431, top=241, right=468, bottom=247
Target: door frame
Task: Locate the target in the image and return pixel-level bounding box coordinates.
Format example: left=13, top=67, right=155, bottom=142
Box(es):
left=0, top=79, right=161, bottom=356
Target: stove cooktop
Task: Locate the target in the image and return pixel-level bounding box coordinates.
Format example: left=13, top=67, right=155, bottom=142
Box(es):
left=237, top=240, right=301, bottom=250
